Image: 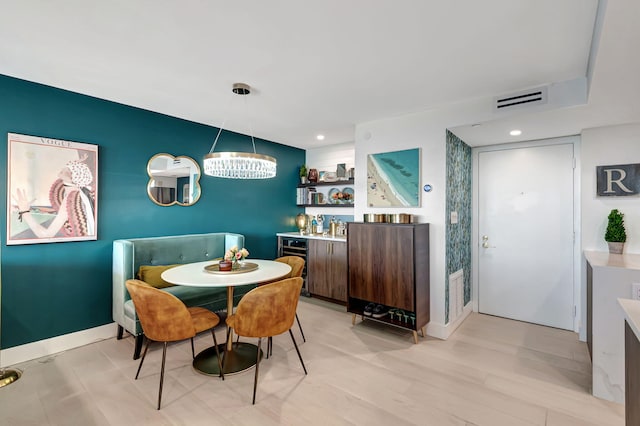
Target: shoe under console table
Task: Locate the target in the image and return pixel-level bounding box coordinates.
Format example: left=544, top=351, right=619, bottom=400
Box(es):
left=347, top=222, right=430, bottom=343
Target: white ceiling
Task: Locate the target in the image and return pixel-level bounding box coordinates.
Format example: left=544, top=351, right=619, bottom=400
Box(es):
left=1, top=1, right=637, bottom=149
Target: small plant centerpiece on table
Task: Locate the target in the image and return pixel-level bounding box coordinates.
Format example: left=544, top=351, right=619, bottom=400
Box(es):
left=605, top=209, right=626, bottom=254
left=224, top=246, right=250, bottom=269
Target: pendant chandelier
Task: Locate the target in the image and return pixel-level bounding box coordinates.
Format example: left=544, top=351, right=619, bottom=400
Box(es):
left=203, top=83, right=277, bottom=179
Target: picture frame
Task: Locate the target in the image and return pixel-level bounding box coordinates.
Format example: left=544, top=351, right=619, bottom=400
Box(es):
left=7, top=133, right=99, bottom=245
left=367, top=148, right=420, bottom=207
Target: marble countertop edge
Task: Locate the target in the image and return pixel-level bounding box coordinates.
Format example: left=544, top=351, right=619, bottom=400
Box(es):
left=584, top=250, right=640, bottom=270
left=618, top=298, right=640, bottom=341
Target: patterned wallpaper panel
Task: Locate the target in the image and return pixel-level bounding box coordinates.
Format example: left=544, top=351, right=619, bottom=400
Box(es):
left=445, top=130, right=472, bottom=324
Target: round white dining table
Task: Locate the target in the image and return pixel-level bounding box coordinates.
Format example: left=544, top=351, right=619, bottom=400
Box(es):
left=161, top=259, right=291, bottom=375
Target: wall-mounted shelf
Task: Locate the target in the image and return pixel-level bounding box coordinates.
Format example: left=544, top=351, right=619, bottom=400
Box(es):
left=297, top=178, right=354, bottom=188
left=296, top=178, right=354, bottom=207
left=296, top=203, right=354, bottom=207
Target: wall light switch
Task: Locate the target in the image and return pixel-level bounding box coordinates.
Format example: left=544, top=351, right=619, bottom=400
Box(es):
left=450, top=211, right=458, bottom=224
left=632, top=283, right=640, bottom=300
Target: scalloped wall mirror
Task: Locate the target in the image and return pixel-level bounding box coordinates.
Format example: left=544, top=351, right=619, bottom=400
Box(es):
left=147, top=153, right=201, bottom=206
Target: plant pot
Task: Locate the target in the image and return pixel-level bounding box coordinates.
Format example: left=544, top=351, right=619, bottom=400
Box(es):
left=300, top=176, right=308, bottom=184
left=608, top=242, right=625, bottom=254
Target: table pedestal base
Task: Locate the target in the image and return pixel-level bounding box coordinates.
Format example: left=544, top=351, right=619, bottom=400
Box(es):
left=193, top=342, right=263, bottom=376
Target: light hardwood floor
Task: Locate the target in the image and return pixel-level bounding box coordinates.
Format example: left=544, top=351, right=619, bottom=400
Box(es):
left=0, top=298, right=625, bottom=425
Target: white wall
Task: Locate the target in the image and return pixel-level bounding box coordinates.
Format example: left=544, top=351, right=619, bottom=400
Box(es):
left=305, top=142, right=355, bottom=218
left=355, top=103, right=487, bottom=337
left=579, top=123, right=640, bottom=341
left=581, top=123, right=640, bottom=253
left=353, top=109, right=640, bottom=339
left=306, top=142, right=355, bottom=174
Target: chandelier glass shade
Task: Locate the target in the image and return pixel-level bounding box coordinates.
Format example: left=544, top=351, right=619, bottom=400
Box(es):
left=203, top=152, right=277, bottom=179
left=203, top=83, right=277, bottom=179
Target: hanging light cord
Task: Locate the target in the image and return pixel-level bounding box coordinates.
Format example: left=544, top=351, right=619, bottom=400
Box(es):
left=208, top=88, right=257, bottom=154
left=203, top=82, right=276, bottom=179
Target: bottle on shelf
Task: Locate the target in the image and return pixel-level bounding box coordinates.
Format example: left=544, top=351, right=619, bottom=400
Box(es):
left=329, top=216, right=337, bottom=237
left=316, top=215, right=324, bottom=234
left=311, top=216, right=318, bottom=234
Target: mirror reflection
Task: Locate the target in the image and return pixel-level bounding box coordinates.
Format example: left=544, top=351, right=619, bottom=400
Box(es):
left=147, top=153, right=201, bottom=206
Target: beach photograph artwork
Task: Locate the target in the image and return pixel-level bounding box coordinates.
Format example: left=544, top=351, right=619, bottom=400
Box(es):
left=367, top=148, right=420, bottom=207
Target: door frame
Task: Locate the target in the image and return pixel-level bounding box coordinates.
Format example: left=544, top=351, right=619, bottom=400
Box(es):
left=471, top=135, right=582, bottom=332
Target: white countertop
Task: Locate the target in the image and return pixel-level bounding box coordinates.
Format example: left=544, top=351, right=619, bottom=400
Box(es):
left=618, top=298, right=640, bottom=341
left=277, top=231, right=347, bottom=242
left=584, top=250, right=640, bottom=270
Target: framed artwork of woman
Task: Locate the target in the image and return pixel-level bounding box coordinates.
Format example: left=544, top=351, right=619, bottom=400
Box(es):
left=7, top=133, right=99, bottom=245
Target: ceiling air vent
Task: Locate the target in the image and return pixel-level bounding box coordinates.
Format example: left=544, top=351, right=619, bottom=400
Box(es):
left=494, top=86, right=548, bottom=112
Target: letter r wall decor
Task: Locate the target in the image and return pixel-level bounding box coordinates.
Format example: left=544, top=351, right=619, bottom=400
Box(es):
left=596, top=163, right=640, bottom=196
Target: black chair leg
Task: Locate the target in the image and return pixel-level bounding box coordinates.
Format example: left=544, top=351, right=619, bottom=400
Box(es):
left=190, top=338, right=195, bottom=358
left=117, top=325, right=124, bottom=340
left=295, top=313, right=306, bottom=342
left=133, top=334, right=144, bottom=360
left=266, top=337, right=272, bottom=359
left=157, top=342, right=168, bottom=410
left=220, top=346, right=226, bottom=374
left=252, top=337, right=262, bottom=405
left=289, top=329, right=307, bottom=375
left=135, top=339, right=152, bottom=380
left=211, top=329, right=224, bottom=380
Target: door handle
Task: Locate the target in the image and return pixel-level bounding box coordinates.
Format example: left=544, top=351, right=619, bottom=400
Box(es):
left=482, top=235, right=495, bottom=248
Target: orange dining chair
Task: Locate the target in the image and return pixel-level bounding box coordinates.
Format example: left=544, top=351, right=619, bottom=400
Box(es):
left=226, top=277, right=307, bottom=404
left=237, top=255, right=307, bottom=356
left=273, top=256, right=306, bottom=343
left=125, top=279, right=224, bottom=409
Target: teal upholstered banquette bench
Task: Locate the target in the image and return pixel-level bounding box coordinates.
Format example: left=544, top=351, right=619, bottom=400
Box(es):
left=112, top=232, right=255, bottom=359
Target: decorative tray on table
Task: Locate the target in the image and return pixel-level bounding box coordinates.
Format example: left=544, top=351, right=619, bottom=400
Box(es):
left=204, top=262, right=259, bottom=274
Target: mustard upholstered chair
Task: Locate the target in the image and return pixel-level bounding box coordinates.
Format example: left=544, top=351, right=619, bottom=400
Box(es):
left=237, top=255, right=307, bottom=356
left=271, top=256, right=306, bottom=355
left=125, top=279, right=224, bottom=410
left=226, top=277, right=307, bottom=404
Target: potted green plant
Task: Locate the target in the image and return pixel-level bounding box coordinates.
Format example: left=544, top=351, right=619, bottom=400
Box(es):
left=605, top=209, right=627, bottom=254
left=299, top=164, right=308, bottom=184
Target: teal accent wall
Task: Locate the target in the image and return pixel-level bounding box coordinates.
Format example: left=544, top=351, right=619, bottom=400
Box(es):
left=0, top=74, right=304, bottom=349
left=445, top=130, right=472, bottom=324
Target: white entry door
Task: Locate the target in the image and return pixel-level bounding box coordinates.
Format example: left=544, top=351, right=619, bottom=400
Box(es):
left=478, top=142, right=574, bottom=330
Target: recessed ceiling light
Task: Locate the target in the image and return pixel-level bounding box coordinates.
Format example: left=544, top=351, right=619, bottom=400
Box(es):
left=510, top=129, right=522, bottom=136
left=316, top=134, right=325, bottom=141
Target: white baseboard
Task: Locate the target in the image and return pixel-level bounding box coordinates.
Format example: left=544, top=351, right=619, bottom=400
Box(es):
left=1, top=323, right=117, bottom=368
left=426, top=303, right=473, bottom=340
